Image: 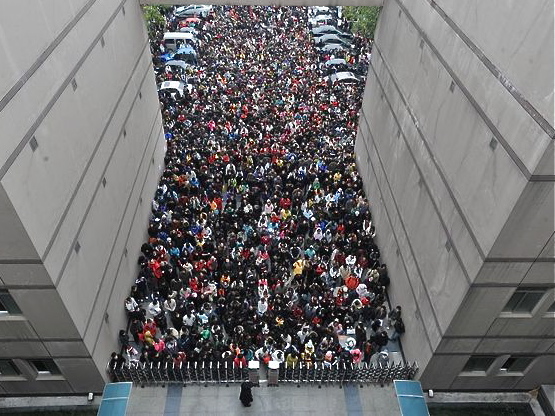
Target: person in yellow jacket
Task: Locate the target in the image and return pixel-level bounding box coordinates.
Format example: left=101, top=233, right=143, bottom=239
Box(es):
left=293, top=258, right=305, bottom=276
left=285, top=351, right=299, bottom=368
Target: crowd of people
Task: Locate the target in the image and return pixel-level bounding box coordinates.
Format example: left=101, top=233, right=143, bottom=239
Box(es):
left=111, top=5, right=405, bottom=374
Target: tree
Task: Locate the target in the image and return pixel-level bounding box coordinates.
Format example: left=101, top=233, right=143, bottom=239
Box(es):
left=343, top=6, right=382, bottom=39
left=142, top=5, right=166, bottom=38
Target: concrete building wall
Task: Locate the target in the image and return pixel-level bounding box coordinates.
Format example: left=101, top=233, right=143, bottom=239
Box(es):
left=357, top=0, right=554, bottom=390
left=0, top=0, right=164, bottom=395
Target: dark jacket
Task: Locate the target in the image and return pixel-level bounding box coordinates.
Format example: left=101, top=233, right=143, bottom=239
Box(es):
left=239, top=381, right=253, bottom=406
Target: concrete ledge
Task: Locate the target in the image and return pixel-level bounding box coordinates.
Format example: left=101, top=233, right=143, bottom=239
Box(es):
left=426, top=391, right=546, bottom=416
left=427, top=391, right=534, bottom=403
left=0, top=395, right=101, bottom=414
left=539, top=385, right=555, bottom=416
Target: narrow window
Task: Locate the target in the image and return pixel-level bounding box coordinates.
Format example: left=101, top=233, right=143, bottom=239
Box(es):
left=462, top=355, right=496, bottom=373
left=0, top=360, right=20, bottom=376
left=0, top=291, right=21, bottom=314
left=503, top=288, right=546, bottom=313
left=500, top=356, right=534, bottom=373
left=30, top=359, right=61, bottom=375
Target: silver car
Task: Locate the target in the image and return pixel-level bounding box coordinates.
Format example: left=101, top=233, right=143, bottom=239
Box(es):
left=174, top=4, right=212, bottom=18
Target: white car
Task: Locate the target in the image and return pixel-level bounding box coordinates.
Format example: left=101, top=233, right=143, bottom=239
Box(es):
left=164, top=60, right=193, bottom=72
left=308, top=14, right=335, bottom=26
left=174, top=5, right=212, bottom=18
left=158, top=81, right=193, bottom=98
left=328, top=72, right=362, bottom=84
left=163, top=32, right=198, bottom=51
left=318, top=43, right=346, bottom=53
left=178, top=27, right=199, bottom=36
left=323, top=58, right=348, bottom=69
left=308, top=6, right=331, bottom=17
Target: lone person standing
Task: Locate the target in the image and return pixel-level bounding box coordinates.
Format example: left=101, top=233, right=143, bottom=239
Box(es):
left=239, top=381, right=254, bottom=407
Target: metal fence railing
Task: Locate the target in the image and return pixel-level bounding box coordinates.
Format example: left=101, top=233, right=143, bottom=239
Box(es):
left=107, top=361, right=418, bottom=386
left=278, top=361, right=419, bottom=385
left=108, top=361, right=249, bottom=385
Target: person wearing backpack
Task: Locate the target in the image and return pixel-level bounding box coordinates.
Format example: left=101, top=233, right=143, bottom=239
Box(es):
left=386, top=305, right=402, bottom=329
left=390, top=317, right=406, bottom=342
left=362, top=340, right=376, bottom=364
left=371, top=327, right=389, bottom=351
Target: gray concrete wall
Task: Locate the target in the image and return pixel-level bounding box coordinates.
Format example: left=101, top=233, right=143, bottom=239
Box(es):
left=357, top=0, right=554, bottom=390
left=0, top=0, right=164, bottom=395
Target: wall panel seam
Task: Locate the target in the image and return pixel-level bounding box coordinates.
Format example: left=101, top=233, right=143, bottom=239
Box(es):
left=433, top=352, right=554, bottom=356
left=0, top=260, right=42, bottom=265
left=0, top=285, right=54, bottom=290
left=442, top=335, right=555, bottom=339
left=471, top=283, right=555, bottom=288
left=0, top=338, right=83, bottom=342
left=484, top=258, right=555, bottom=263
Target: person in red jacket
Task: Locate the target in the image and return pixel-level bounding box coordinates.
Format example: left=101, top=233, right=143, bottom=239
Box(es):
left=233, top=353, right=247, bottom=368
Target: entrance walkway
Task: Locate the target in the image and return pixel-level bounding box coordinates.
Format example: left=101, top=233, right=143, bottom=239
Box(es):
left=125, top=383, right=402, bottom=416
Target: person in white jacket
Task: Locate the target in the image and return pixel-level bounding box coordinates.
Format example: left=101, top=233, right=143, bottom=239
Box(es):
left=148, top=299, right=162, bottom=316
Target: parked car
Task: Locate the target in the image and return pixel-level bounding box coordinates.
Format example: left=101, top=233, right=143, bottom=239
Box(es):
left=323, top=59, right=350, bottom=75
left=163, top=32, right=198, bottom=51
left=175, top=46, right=197, bottom=56
left=308, top=15, right=338, bottom=27
left=174, top=5, right=212, bottom=18
left=308, top=6, right=332, bottom=17
left=314, top=34, right=353, bottom=48
left=158, top=80, right=193, bottom=98
left=174, top=46, right=198, bottom=66
left=177, top=25, right=199, bottom=36
left=159, top=51, right=176, bottom=62
left=318, top=43, right=347, bottom=53
left=324, top=58, right=348, bottom=67
left=328, top=71, right=362, bottom=84
left=312, top=25, right=354, bottom=42
left=164, top=60, right=192, bottom=72
left=180, top=17, right=202, bottom=29
left=312, top=25, right=337, bottom=36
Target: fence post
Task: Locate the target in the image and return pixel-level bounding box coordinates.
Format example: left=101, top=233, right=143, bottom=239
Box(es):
left=191, top=362, right=197, bottom=384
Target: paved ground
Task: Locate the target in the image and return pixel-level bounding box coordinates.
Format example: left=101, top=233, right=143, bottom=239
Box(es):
left=125, top=383, right=402, bottom=416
